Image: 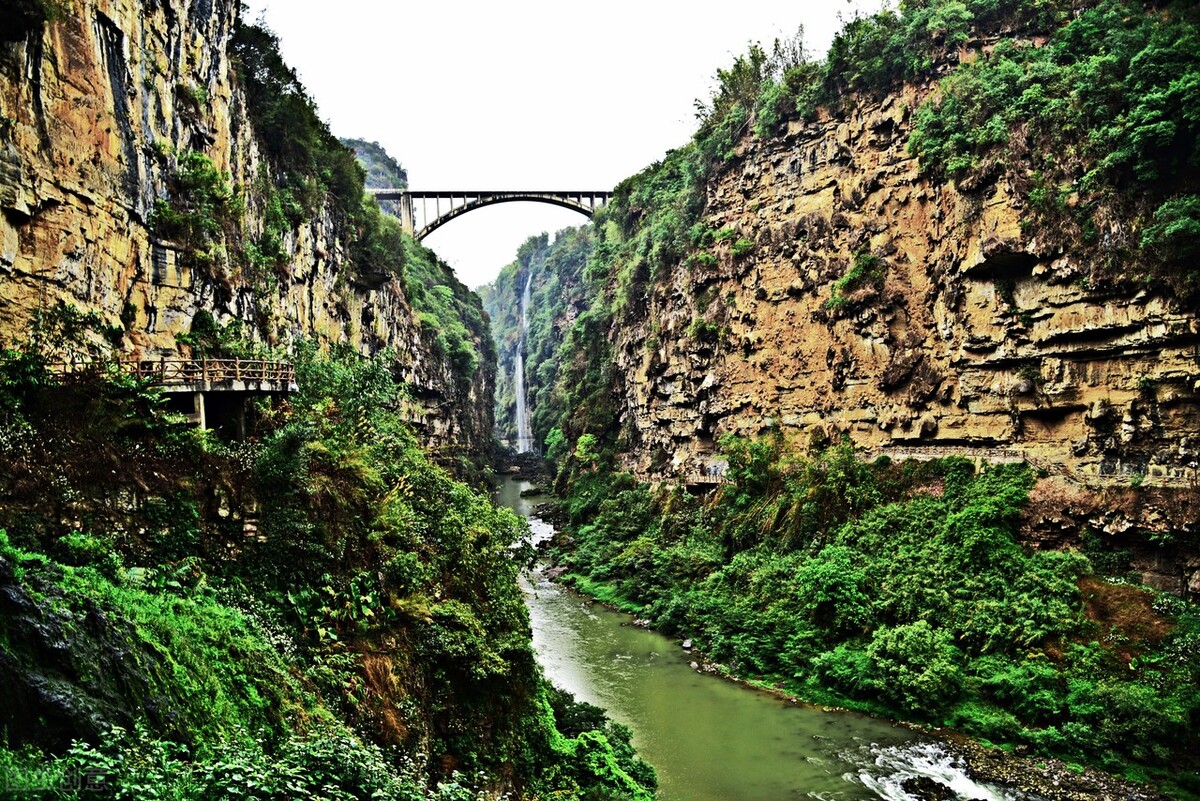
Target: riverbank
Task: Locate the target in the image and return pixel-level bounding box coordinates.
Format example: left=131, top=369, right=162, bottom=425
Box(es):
left=537, top=452, right=1199, bottom=799
left=549, top=562, right=1171, bottom=801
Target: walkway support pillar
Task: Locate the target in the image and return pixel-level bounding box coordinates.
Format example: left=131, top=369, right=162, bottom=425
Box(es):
left=192, top=391, right=207, bottom=430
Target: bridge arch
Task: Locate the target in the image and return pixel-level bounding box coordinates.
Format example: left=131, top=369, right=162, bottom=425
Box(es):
left=371, top=189, right=612, bottom=241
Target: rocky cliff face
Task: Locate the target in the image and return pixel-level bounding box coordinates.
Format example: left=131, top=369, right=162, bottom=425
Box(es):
left=0, top=0, right=491, bottom=457
left=614, top=80, right=1200, bottom=490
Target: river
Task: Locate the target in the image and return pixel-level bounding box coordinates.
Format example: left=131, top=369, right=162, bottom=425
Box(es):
left=498, top=477, right=1033, bottom=801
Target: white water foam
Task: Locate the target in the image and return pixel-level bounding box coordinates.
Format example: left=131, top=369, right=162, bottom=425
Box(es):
left=838, top=741, right=1033, bottom=801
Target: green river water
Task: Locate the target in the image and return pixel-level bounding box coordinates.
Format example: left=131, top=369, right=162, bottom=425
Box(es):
left=498, top=477, right=1033, bottom=801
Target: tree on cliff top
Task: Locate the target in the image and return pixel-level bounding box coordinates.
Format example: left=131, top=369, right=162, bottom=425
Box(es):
left=231, top=17, right=364, bottom=220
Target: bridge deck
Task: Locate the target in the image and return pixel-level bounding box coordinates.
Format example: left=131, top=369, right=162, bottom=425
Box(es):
left=370, top=189, right=613, bottom=201
left=370, top=188, right=613, bottom=240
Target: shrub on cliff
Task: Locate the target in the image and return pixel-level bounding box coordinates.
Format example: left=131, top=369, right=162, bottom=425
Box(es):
left=1141, top=193, right=1200, bottom=268
left=149, top=150, right=244, bottom=279
left=909, top=0, right=1200, bottom=280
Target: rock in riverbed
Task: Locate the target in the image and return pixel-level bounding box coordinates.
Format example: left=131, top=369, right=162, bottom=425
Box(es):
left=900, top=776, right=959, bottom=800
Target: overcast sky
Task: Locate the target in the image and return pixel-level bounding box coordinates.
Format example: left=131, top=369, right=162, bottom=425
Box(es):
left=242, top=0, right=886, bottom=289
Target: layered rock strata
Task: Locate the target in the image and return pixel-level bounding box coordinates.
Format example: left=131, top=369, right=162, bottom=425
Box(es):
left=0, top=1, right=490, bottom=455
left=615, top=83, right=1200, bottom=490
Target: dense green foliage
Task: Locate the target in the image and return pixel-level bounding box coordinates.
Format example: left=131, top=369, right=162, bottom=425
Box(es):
left=818, top=0, right=1065, bottom=99
left=692, top=0, right=1070, bottom=161
left=403, top=236, right=492, bottom=378
left=148, top=149, right=241, bottom=270
left=341, top=138, right=408, bottom=192
left=0, top=334, right=654, bottom=799
left=551, top=444, right=1200, bottom=793
left=908, top=0, right=1200, bottom=277
left=0, top=720, right=438, bottom=800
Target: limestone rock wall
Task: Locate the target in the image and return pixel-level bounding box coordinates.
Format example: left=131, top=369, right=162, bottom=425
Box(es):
left=614, top=82, right=1200, bottom=488
left=0, top=0, right=491, bottom=457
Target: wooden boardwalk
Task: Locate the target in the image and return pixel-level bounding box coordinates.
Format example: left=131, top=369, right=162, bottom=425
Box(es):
left=49, top=358, right=296, bottom=391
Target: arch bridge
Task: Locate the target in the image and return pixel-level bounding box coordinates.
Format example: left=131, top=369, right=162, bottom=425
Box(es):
left=371, top=189, right=612, bottom=241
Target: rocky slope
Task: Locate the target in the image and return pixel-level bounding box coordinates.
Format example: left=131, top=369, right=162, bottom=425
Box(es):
left=0, top=0, right=491, bottom=457
left=520, top=3, right=1200, bottom=597
left=615, top=79, right=1200, bottom=489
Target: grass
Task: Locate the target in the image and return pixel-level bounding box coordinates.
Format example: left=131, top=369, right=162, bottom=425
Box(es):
left=560, top=573, right=643, bottom=615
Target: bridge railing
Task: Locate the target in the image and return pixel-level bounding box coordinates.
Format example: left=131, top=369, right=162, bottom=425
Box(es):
left=371, top=189, right=613, bottom=240
left=47, top=358, right=296, bottom=387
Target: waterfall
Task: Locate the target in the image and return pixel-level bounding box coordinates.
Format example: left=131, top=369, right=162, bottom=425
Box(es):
left=514, top=273, right=534, bottom=453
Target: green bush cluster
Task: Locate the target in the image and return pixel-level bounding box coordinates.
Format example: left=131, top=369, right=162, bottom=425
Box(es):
left=911, top=0, right=1200, bottom=184
left=908, top=0, right=1200, bottom=276
left=0, top=530, right=308, bottom=749
left=148, top=149, right=241, bottom=269
left=692, top=0, right=1069, bottom=164
left=0, top=721, right=429, bottom=800
left=173, top=309, right=274, bottom=360
left=825, top=250, right=886, bottom=309
left=552, top=444, right=1200, bottom=788
left=820, top=0, right=1065, bottom=99
left=0, top=339, right=655, bottom=799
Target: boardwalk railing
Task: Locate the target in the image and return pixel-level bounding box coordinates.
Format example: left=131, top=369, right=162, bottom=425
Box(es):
left=48, top=358, right=296, bottom=388
left=685, top=474, right=728, bottom=486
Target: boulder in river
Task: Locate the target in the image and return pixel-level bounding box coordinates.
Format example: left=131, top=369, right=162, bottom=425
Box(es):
left=899, top=776, right=959, bottom=801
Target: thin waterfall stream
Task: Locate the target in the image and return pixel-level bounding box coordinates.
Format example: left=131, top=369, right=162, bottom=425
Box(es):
left=497, top=477, right=1035, bottom=801
left=514, top=273, right=534, bottom=453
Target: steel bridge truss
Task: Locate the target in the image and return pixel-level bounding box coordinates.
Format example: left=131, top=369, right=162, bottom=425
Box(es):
left=371, top=189, right=612, bottom=241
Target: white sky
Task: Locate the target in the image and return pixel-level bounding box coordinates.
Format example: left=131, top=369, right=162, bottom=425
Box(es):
left=242, top=0, right=886, bottom=289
